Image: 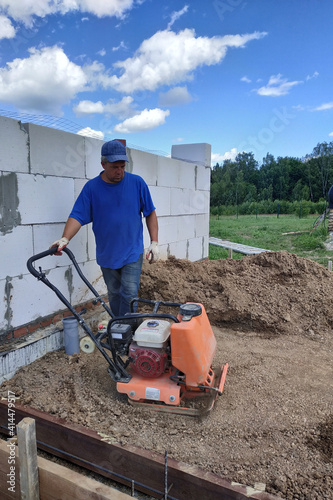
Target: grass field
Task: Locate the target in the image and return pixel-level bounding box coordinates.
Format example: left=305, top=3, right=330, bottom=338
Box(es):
left=209, top=214, right=331, bottom=266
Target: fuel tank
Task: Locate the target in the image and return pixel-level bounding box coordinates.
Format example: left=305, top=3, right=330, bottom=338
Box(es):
left=170, top=303, right=216, bottom=387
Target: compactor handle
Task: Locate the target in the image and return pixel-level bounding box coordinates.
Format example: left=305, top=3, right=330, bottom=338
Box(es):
left=26, top=246, right=58, bottom=278
left=26, top=246, right=114, bottom=317
left=27, top=246, right=79, bottom=278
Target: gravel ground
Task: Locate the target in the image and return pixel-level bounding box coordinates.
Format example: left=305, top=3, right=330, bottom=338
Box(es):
left=1, top=251, right=332, bottom=499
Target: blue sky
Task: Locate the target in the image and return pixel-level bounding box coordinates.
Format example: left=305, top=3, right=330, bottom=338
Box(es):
left=0, top=0, right=332, bottom=165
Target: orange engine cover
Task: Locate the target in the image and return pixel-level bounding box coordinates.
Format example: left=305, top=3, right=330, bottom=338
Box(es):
left=170, top=303, right=216, bottom=387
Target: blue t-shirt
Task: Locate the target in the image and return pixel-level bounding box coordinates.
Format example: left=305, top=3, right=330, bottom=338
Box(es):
left=69, top=172, right=155, bottom=268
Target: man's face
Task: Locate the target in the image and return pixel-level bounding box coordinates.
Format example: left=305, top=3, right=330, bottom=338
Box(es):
left=102, top=160, right=126, bottom=183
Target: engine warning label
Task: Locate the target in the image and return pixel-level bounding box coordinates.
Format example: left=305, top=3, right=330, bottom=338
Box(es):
left=145, top=387, right=161, bottom=400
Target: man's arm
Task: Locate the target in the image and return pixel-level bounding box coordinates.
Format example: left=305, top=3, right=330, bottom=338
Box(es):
left=62, top=217, right=82, bottom=241
left=145, top=210, right=158, bottom=242
left=145, top=210, right=159, bottom=264
left=50, top=217, right=82, bottom=254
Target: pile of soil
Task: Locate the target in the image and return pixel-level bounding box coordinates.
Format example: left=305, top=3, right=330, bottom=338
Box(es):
left=140, top=251, right=333, bottom=337
left=1, top=251, right=332, bottom=499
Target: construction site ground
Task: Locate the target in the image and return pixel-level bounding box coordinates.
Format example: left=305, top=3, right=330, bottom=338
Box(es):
left=1, top=251, right=332, bottom=499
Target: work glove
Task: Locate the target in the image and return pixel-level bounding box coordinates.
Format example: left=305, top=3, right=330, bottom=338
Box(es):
left=146, top=241, right=159, bottom=264
left=50, top=237, right=69, bottom=255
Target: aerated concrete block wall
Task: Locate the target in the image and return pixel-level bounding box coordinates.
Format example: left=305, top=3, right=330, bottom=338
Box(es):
left=0, top=115, right=211, bottom=338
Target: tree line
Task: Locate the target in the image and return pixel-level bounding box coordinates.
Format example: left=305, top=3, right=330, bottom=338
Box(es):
left=210, top=141, right=333, bottom=215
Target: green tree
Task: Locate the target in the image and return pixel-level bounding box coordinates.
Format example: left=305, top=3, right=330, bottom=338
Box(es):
left=306, top=141, right=333, bottom=198
left=210, top=140, right=333, bottom=210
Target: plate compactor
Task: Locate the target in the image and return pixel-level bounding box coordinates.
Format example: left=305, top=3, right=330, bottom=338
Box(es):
left=27, top=247, right=228, bottom=416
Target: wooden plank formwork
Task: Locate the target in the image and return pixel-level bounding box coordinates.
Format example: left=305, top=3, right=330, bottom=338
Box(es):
left=0, top=401, right=282, bottom=500
left=0, top=439, right=132, bottom=499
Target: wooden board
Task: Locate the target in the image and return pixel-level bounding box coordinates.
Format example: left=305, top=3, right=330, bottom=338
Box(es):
left=0, top=439, right=132, bottom=500
left=0, top=401, right=282, bottom=500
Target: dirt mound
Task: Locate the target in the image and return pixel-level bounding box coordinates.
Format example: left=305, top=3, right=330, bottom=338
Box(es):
left=140, top=251, right=333, bottom=336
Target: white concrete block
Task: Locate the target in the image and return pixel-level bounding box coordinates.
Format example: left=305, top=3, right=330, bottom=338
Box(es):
left=195, top=213, right=209, bottom=238
left=202, top=189, right=211, bottom=214
left=18, top=173, right=74, bottom=224
left=158, top=216, right=178, bottom=245
left=127, top=148, right=158, bottom=186
left=71, top=259, right=106, bottom=305
left=83, top=260, right=105, bottom=296
left=32, top=222, right=65, bottom=269
left=85, top=136, right=104, bottom=179
left=12, top=269, right=72, bottom=326
left=0, top=116, right=29, bottom=173
left=158, top=244, right=169, bottom=260
left=1, top=226, right=33, bottom=278
left=149, top=186, right=170, bottom=217
left=178, top=161, right=195, bottom=190
left=0, top=279, right=8, bottom=332
left=171, top=143, right=211, bottom=167
left=202, top=235, right=209, bottom=259
left=196, top=165, right=211, bottom=191
left=187, top=237, right=204, bottom=262
left=177, top=215, right=196, bottom=241
left=170, top=188, right=191, bottom=216
left=143, top=225, right=172, bottom=258
left=157, top=156, right=180, bottom=188
left=168, top=240, right=188, bottom=260
left=1, top=172, right=21, bottom=235
left=24, top=123, right=85, bottom=177
left=66, top=225, right=90, bottom=265
left=25, top=257, right=104, bottom=324
left=74, top=178, right=88, bottom=200
left=188, top=189, right=210, bottom=215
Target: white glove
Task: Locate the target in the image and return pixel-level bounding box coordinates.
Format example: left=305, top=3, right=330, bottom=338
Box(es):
left=146, top=241, right=159, bottom=264
left=50, top=237, right=69, bottom=254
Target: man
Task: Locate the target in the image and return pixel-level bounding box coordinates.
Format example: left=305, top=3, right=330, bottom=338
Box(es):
left=51, top=139, right=159, bottom=316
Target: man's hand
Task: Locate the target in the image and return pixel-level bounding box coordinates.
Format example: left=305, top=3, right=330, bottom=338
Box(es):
left=50, top=237, right=69, bottom=255
left=146, top=241, right=159, bottom=264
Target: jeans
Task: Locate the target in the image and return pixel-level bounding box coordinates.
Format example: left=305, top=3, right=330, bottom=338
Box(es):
left=101, top=253, right=143, bottom=317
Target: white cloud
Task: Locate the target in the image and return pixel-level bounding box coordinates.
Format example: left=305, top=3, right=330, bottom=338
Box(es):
left=241, top=76, right=251, bottom=83
left=212, top=148, right=238, bottom=164
left=159, top=86, right=192, bottom=106
left=306, top=71, right=319, bottom=81
left=167, top=5, right=189, bottom=30
left=313, top=102, right=333, bottom=111
left=329, top=132, right=333, bottom=137
left=77, top=127, right=104, bottom=139
left=0, top=0, right=135, bottom=26
left=255, top=74, right=303, bottom=97
left=74, top=100, right=105, bottom=114
left=0, top=14, right=15, bottom=39
left=0, top=45, right=87, bottom=114
left=97, top=48, right=106, bottom=56
left=0, top=24, right=267, bottom=119
left=292, top=104, right=305, bottom=111
left=108, top=29, right=267, bottom=93
left=114, top=108, right=170, bottom=133
left=112, top=41, right=127, bottom=52
left=74, top=96, right=135, bottom=118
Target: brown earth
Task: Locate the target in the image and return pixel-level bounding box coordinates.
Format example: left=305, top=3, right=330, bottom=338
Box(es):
left=1, top=251, right=333, bottom=499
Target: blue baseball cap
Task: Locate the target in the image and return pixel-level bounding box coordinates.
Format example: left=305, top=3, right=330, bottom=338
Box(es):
left=101, top=140, right=128, bottom=163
